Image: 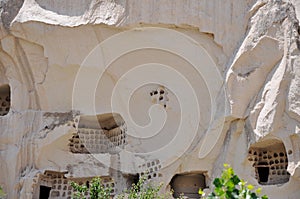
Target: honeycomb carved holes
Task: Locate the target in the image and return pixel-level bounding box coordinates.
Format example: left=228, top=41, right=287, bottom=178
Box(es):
left=150, top=87, right=168, bottom=108
left=248, top=140, right=290, bottom=185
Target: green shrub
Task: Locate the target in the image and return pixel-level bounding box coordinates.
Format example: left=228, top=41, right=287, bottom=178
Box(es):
left=71, top=174, right=176, bottom=199
left=199, top=164, right=268, bottom=199
left=0, top=186, right=5, bottom=199
left=70, top=164, right=268, bottom=199
left=70, top=177, right=112, bottom=199
left=117, top=174, right=174, bottom=199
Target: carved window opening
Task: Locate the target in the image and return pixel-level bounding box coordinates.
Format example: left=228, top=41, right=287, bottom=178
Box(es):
left=257, top=166, right=269, bottom=183
left=150, top=86, right=168, bottom=108
left=138, top=159, right=162, bottom=180
left=0, top=84, right=10, bottom=116
left=170, top=173, right=206, bottom=199
left=39, top=185, right=51, bottom=199
left=248, top=139, right=290, bottom=185
left=124, top=174, right=140, bottom=189
left=69, top=113, right=127, bottom=154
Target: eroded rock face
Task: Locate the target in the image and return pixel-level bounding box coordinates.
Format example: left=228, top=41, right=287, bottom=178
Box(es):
left=0, top=0, right=299, bottom=198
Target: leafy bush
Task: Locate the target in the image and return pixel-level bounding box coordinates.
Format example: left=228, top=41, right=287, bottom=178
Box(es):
left=199, top=164, right=268, bottom=199
left=71, top=174, right=178, bottom=199
left=0, top=186, right=5, bottom=199
left=70, top=177, right=112, bottom=199
left=117, top=174, right=174, bottom=199
left=70, top=164, right=268, bottom=199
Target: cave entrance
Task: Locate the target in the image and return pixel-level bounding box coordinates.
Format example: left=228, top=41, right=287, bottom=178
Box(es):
left=257, top=166, right=269, bottom=183
left=248, top=139, right=290, bottom=185
left=126, top=174, right=139, bottom=186
left=170, top=173, right=206, bottom=199
left=0, top=84, right=10, bottom=116
left=123, top=173, right=140, bottom=191
left=39, top=185, right=51, bottom=199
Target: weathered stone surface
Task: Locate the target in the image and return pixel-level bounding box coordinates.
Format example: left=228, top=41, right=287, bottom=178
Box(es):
left=0, top=0, right=299, bottom=198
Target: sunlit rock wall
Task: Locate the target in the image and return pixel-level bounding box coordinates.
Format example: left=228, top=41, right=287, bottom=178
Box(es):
left=0, top=0, right=299, bottom=198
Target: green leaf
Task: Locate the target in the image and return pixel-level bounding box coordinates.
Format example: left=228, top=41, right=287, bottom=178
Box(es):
left=247, top=184, right=254, bottom=190
left=231, top=175, right=241, bottom=185
left=225, top=180, right=235, bottom=190
left=198, top=189, right=205, bottom=196
left=250, top=192, right=258, bottom=199
left=213, top=178, right=222, bottom=188
left=215, top=187, right=225, bottom=196
left=239, top=179, right=246, bottom=188
left=223, top=163, right=229, bottom=168
left=199, top=164, right=269, bottom=199
left=256, top=188, right=262, bottom=195
left=232, top=189, right=239, bottom=198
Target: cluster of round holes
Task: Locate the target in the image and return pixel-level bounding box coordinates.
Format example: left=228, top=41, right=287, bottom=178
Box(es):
left=45, top=174, right=72, bottom=198
left=0, top=94, right=10, bottom=116
left=150, top=87, right=168, bottom=108
left=101, top=181, right=116, bottom=194
left=69, top=133, right=89, bottom=153
left=80, top=128, right=111, bottom=153
left=69, top=124, right=127, bottom=154
left=248, top=148, right=290, bottom=185
left=248, top=150, right=288, bottom=165
left=41, top=174, right=116, bottom=199
left=105, top=125, right=127, bottom=152
left=139, top=159, right=163, bottom=180
left=39, top=176, right=52, bottom=187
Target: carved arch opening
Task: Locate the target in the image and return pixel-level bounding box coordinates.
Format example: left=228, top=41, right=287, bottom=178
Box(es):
left=170, top=173, right=206, bottom=198
left=248, top=139, right=290, bottom=185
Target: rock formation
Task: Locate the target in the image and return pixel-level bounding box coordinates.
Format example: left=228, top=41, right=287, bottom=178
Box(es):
left=0, top=0, right=299, bottom=198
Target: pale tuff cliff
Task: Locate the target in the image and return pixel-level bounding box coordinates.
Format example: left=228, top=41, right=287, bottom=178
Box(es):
left=0, top=0, right=299, bottom=199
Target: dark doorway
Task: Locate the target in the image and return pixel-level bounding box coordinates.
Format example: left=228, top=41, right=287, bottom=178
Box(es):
left=170, top=173, right=206, bottom=199
left=39, top=186, right=51, bottom=199
left=0, top=84, right=11, bottom=116
left=257, top=167, right=269, bottom=183
left=125, top=174, right=139, bottom=188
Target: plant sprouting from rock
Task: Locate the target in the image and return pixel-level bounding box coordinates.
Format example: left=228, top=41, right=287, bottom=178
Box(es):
left=70, top=177, right=112, bottom=199
left=0, top=186, right=5, bottom=199
left=117, top=174, right=174, bottom=199
left=199, top=164, right=268, bottom=199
